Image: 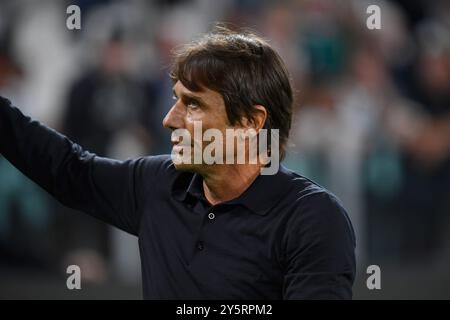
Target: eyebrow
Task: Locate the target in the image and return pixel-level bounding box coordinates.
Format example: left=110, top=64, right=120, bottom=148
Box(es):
left=172, top=88, right=207, bottom=106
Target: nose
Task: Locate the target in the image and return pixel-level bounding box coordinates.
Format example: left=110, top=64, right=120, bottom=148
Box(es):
left=163, top=103, right=184, bottom=130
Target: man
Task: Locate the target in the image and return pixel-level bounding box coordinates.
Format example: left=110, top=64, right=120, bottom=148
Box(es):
left=0, top=27, right=356, bottom=299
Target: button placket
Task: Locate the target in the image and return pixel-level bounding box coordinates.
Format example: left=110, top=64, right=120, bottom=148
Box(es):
left=196, top=211, right=215, bottom=253
left=196, top=241, right=204, bottom=251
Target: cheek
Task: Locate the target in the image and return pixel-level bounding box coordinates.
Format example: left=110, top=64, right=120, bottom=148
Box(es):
left=185, top=113, right=201, bottom=136
left=183, top=115, right=203, bottom=149
left=185, top=109, right=203, bottom=123
left=184, top=108, right=229, bottom=141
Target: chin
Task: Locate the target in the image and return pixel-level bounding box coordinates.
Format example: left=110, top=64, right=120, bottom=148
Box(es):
left=173, top=160, right=215, bottom=176
left=173, top=162, right=193, bottom=171
left=172, top=160, right=201, bottom=172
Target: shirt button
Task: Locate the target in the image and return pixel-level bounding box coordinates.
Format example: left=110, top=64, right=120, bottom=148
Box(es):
left=197, top=241, right=204, bottom=251
left=208, top=212, right=215, bottom=220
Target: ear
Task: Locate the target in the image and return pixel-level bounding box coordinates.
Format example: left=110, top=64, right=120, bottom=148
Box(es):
left=249, top=105, right=267, bottom=132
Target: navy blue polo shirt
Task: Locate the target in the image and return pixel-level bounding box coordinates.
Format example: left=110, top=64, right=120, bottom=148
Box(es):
left=0, top=96, right=356, bottom=299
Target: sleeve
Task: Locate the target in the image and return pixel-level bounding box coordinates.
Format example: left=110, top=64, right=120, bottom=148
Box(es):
left=282, top=191, right=356, bottom=300
left=0, top=96, right=145, bottom=235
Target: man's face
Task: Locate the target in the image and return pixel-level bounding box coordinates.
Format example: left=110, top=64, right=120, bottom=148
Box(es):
left=162, top=80, right=231, bottom=173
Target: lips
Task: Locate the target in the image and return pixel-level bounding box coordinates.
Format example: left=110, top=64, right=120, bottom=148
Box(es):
left=172, top=143, right=193, bottom=150
left=172, top=140, right=191, bottom=147
left=171, top=136, right=192, bottom=147
left=171, top=138, right=191, bottom=145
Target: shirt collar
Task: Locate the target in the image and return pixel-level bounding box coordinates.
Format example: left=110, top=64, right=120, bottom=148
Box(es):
left=172, top=165, right=294, bottom=216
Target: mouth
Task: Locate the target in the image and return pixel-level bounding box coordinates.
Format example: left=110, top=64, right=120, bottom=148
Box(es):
left=171, top=137, right=194, bottom=148
left=171, top=138, right=184, bottom=147
left=171, top=142, right=193, bottom=150
left=173, top=144, right=193, bottom=150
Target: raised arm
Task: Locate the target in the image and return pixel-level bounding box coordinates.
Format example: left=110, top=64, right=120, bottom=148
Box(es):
left=0, top=96, right=144, bottom=235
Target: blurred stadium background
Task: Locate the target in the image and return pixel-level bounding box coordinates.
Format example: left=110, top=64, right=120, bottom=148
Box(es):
left=0, top=0, right=449, bottom=299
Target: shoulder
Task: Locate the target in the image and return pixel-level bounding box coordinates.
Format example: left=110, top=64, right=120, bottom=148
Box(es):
left=279, top=166, right=356, bottom=246
left=279, top=166, right=342, bottom=207
left=136, top=154, right=185, bottom=182
left=138, top=154, right=175, bottom=173
left=132, top=154, right=182, bottom=193
left=281, top=166, right=347, bottom=214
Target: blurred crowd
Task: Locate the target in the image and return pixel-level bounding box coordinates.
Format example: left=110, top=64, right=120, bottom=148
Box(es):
left=0, top=0, right=449, bottom=290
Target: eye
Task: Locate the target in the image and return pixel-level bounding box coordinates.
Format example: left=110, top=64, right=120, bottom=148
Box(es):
left=186, top=99, right=200, bottom=110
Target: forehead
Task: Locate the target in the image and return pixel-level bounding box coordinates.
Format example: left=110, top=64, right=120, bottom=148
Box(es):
left=173, top=81, right=224, bottom=106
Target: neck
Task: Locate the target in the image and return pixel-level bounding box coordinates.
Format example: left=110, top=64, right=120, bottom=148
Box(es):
left=201, top=164, right=261, bottom=205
